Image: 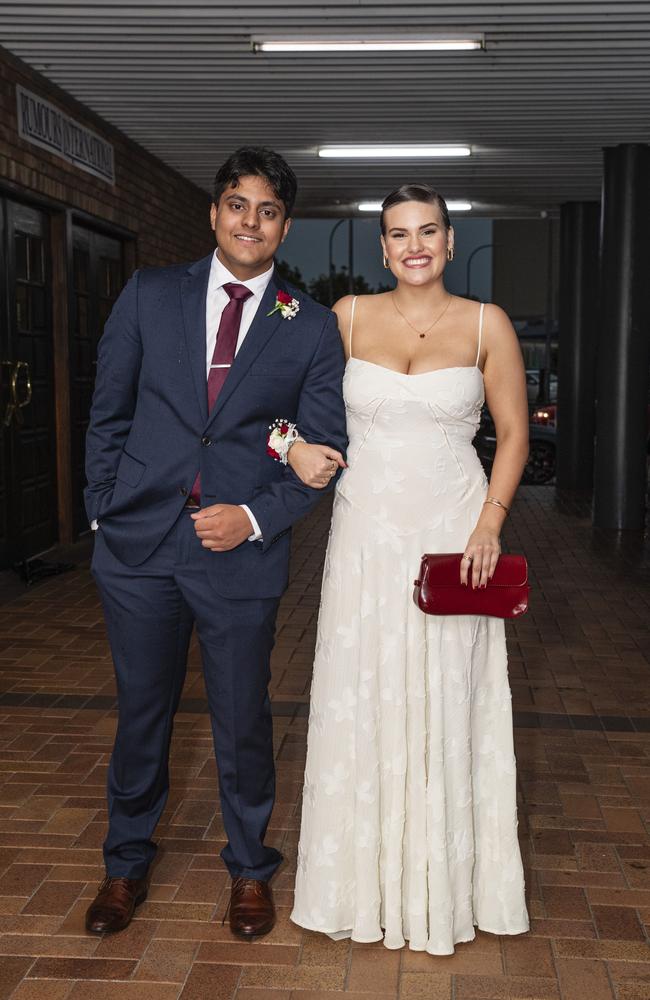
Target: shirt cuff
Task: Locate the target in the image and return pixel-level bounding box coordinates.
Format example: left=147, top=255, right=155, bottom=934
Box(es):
left=91, top=519, right=99, bottom=531
left=240, top=504, right=262, bottom=542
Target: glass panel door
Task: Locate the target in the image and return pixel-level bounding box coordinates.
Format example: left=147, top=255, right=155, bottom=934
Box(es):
left=0, top=198, right=57, bottom=568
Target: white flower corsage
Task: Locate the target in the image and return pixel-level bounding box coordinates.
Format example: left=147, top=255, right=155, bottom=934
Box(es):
left=267, top=290, right=300, bottom=320
left=267, top=418, right=304, bottom=464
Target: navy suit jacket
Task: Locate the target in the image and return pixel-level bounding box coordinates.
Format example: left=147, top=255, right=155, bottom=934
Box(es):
left=84, top=253, right=348, bottom=598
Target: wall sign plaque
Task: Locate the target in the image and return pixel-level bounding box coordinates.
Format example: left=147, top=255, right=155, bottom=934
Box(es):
left=16, top=85, right=115, bottom=185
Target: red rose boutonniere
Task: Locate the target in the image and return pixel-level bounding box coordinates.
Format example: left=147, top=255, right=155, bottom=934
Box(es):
left=267, top=289, right=300, bottom=320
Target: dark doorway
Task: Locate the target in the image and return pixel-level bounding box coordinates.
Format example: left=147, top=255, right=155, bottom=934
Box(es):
left=69, top=225, right=123, bottom=537
left=0, top=198, right=57, bottom=569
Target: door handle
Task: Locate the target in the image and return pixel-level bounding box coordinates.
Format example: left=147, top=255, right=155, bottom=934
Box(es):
left=1, top=360, right=32, bottom=428
left=12, top=361, right=32, bottom=426
left=0, top=361, right=15, bottom=427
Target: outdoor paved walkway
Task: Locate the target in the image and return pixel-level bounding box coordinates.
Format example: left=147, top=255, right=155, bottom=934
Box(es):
left=0, top=486, right=649, bottom=1000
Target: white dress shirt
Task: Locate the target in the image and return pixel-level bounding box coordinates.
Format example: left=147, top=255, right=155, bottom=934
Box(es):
left=92, top=250, right=274, bottom=539
left=207, top=251, right=275, bottom=541
left=206, top=251, right=274, bottom=375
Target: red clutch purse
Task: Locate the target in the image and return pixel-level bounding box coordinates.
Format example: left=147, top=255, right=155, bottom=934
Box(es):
left=413, top=553, right=530, bottom=618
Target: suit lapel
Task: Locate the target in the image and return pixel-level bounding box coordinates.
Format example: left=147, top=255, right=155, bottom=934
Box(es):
left=206, top=269, right=286, bottom=426
left=180, top=254, right=212, bottom=425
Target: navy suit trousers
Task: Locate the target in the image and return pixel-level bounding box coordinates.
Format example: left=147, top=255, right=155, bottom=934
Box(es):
left=91, top=510, right=283, bottom=882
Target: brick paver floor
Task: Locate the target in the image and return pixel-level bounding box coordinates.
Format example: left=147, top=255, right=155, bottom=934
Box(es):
left=0, top=485, right=649, bottom=1000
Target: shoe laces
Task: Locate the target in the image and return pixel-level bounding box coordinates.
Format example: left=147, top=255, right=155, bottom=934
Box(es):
left=232, top=877, right=266, bottom=898
left=97, top=876, right=136, bottom=902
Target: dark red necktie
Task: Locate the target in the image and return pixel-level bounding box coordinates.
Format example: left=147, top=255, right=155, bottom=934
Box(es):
left=189, top=282, right=253, bottom=504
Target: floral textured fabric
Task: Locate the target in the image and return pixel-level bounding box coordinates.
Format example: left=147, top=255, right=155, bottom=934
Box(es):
left=291, top=339, right=529, bottom=954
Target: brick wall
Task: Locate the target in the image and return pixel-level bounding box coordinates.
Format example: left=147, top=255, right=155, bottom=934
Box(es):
left=0, top=46, right=214, bottom=266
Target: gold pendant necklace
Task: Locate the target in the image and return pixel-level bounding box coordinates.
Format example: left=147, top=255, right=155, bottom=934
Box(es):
left=391, top=292, right=453, bottom=338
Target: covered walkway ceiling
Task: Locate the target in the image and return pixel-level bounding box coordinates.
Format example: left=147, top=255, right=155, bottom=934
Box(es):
left=1, top=2, right=650, bottom=217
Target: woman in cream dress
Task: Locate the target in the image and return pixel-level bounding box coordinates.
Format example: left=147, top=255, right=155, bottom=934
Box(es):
left=287, top=185, right=530, bottom=955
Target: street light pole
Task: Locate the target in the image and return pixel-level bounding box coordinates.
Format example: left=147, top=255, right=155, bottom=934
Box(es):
left=348, top=218, right=354, bottom=295
left=465, top=242, right=495, bottom=299
left=328, top=218, right=346, bottom=305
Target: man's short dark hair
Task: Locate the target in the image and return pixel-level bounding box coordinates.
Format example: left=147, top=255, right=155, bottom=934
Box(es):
left=214, top=147, right=298, bottom=218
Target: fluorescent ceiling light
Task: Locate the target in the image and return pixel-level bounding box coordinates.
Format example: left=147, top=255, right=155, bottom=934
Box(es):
left=320, top=145, right=471, bottom=159
left=253, top=37, right=483, bottom=53
left=359, top=200, right=473, bottom=212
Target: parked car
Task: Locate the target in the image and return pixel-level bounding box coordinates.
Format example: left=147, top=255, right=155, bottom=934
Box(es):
left=530, top=404, right=556, bottom=427
left=474, top=408, right=556, bottom=485
left=526, top=369, right=557, bottom=405
left=476, top=397, right=649, bottom=487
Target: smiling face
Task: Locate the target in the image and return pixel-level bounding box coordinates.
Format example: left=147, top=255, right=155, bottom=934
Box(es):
left=210, top=173, right=291, bottom=280
left=381, top=200, right=454, bottom=287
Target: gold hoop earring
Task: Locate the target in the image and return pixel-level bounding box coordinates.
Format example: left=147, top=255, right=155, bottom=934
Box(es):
left=382, top=254, right=390, bottom=269
left=447, top=247, right=455, bottom=262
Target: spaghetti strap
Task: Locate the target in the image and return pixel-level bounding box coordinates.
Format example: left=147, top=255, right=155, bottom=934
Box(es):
left=476, top=302, right=485, bottom=368
left=349, top=296, right=358, bottom=358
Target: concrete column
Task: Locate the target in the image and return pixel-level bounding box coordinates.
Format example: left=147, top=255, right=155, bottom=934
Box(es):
left=593, top=144, right=650, bottom=531
left=556, top=202, right=600, bottom=491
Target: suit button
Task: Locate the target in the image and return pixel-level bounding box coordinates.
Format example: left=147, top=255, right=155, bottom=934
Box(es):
left=180, top=487, right=188, bottom=496
left=201, top=436, right=211, bottom=446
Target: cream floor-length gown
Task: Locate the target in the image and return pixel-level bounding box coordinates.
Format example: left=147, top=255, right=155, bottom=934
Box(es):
left=291, top=301, right=529, bottom=955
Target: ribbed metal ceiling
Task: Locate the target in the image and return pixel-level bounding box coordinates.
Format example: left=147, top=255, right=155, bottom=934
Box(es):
left=2, top=2, right=650, bottom=216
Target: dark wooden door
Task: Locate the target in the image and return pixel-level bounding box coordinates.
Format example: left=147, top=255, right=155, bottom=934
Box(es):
left=70, top=225, right=123, bottom=536
left=0, top=198, right=58, bottom=569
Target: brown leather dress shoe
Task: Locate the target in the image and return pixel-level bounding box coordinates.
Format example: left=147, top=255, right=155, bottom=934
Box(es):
left=85, top=875, right=148, bottom=934
left=229, top=877, right=276, bottom=938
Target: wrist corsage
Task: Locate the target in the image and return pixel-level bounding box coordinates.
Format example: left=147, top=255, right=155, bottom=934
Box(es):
left=267, top=418, right=304, bottom=465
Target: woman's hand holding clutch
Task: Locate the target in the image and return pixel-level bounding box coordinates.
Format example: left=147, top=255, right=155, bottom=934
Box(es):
left=460, top=502, right=506, bottom=588
left=288, top=442, right=347, bottom=489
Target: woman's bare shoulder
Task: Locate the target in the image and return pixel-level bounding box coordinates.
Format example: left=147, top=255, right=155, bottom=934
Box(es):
left=479, top=303, right=523, bottom=368
left=481, top=302, right=517, bottom=346
left=331, top=294, right=355, bottom=324
left=483, top=301, right=511, bottom=325
left=451, top=297, right=513, bottom=336
left=332, top=292, right=386, bottom=325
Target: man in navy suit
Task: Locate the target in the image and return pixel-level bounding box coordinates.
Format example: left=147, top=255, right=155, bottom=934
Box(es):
left=84, top=147, right=347, bottom=937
